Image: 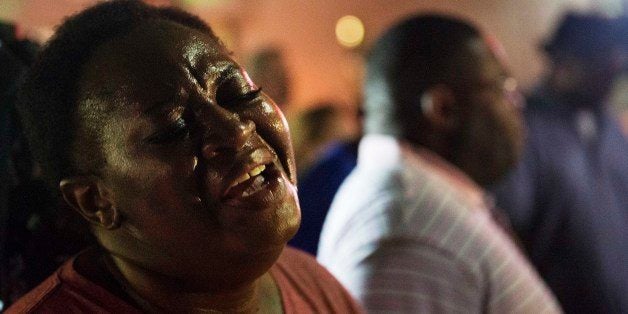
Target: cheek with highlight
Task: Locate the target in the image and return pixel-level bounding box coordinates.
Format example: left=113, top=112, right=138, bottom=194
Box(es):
left=242, top=99, right=297, bottom=184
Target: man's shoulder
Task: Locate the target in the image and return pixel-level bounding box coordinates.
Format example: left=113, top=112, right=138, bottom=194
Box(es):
left=326, top=162, right=405, bottom=223
left=325, top=150, right=484, bottom=250
left=349, top=153, right=520, bottom=268
left=344, top=161, right=403, bottom=189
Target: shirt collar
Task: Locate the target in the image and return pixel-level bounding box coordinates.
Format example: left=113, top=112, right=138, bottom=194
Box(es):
left=359, top=134, right=489, bottom=210
left=410, top=146, right=488, bottom=210
left=358, top=134, right=403, bottom=169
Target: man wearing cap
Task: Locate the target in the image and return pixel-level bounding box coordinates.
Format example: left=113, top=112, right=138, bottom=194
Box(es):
left=493, top=13, right=628, bottom=313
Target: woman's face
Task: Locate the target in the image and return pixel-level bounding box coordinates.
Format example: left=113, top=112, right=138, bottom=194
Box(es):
left=77, top=20, right=300, bottom=287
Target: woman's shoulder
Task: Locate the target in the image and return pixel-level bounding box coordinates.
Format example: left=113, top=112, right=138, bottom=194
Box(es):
left=270, top=246, right=363, bottom=313
left=275, top=246, right=318, bottom=267
left=6, top=251, right=141, bottom=314
left=272, top=247, right=335, bottom=285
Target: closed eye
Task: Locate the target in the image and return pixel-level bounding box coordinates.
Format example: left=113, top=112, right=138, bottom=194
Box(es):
left=215, top=77, right=262, bottom=107
left=144, top=118, right=190, bottom=144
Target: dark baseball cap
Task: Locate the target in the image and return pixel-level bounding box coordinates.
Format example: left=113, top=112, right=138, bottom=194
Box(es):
left=543, top=13, right=621, bottom=59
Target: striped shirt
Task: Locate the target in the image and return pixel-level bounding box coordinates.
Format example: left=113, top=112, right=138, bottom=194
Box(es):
left=318, top=135, right=561, bottom=313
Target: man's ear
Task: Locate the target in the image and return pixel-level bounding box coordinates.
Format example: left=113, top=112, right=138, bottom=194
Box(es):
left=59, top=177, right=120, bottom=229
left=420, top=85, right=458, bottom=132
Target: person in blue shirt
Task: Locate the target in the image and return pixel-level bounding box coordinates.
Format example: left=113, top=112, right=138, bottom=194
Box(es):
left=493, top=13, right=628, bottom=313
left=289, top=139, right=358, bottom=255
left=289, top=102, right=362, bottom=255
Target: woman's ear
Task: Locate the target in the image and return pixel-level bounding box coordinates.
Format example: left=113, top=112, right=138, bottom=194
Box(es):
left=59, top=177, right=120, bottom=229
left=420, top=85, right=458, bottom=132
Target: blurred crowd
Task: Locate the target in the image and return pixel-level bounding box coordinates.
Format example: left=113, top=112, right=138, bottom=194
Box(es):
left=1, top=2, right=627, bottom=313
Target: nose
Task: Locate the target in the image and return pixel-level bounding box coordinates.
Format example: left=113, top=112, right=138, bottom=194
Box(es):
left=197, top=105, right=256, bottom=159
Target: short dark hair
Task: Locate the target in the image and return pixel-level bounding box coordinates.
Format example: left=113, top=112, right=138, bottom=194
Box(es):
left=363, top=14, right=480, bottom=138
left=18, top=0, right=218, bottom=189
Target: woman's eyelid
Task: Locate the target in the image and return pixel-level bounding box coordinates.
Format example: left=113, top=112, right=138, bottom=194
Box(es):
left=215, top=77, right=262, bottom=106
left=144, top=108, right=189, bottom=144
left=144, top=115, right=190, bottom=145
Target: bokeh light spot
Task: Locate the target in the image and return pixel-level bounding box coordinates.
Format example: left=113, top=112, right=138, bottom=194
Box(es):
left=335, top=15, right=365, bottom=48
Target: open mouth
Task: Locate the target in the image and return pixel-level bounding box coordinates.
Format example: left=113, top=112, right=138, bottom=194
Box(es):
left=223, top=163, right=273, bottom=200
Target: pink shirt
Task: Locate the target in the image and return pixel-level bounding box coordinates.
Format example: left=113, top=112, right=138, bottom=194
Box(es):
left=7, top=247, right=362, bottom=313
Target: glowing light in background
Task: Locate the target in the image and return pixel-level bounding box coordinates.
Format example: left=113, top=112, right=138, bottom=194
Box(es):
left=0, top=0, right=22, bottom=22
left=335, top=15, right=365, bottom=48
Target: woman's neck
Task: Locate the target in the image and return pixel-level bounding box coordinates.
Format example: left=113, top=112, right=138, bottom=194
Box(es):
left=101, top=252, right=281, bottom=313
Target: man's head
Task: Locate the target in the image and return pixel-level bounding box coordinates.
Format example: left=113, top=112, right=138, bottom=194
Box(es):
left=363, top=14, right=523, bottom=186
left=544, top=13, right=624, bottom=107
left=19, top=0, right=299, bottom=291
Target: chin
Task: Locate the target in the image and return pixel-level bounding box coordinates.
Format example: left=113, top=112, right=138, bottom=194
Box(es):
left=279, top=194, right=301, bottom=241
left=260, top=180, right=300, bottom=244
left=263, top=198, right=301, bottom=248
left=242, top=195, right=300, bottom=254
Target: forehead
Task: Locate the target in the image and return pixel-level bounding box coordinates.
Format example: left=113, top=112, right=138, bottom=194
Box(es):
left=78, top=19, right=229, bottom=115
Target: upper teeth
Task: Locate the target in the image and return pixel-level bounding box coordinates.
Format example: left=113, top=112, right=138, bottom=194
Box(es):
left=230, top=165, right=266, bottom=188
left=249, top=165, right=266, bottom=177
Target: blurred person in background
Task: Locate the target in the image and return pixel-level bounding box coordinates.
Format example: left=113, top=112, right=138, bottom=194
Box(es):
left=289, top=102, right=362, bottom=255
left=611, top=15, right=628, bottom=135
left=246, top=46, right=292, bottom=111
left=0, top=20, right=34, bottom=308
left=318, top=14, right=561, bottom=313
left=291, top=102, right=345, bottom=175
left=7, top=1, right=361, bottom=312
left=492, top=13, right=628, bottom=313
left=610, top=73, right=628, bottom=135
left=1, top=21, right=93, bottom=309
